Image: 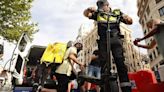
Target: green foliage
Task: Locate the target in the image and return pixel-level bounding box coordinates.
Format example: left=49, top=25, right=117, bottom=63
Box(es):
left=0, top=0, right=38, bottom=42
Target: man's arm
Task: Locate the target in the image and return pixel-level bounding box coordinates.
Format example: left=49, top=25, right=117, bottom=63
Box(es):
left=91, top=55, right=98, bottom=60
left=139, top=19, right=162, bottom=41
left=134, top=39, right=156, bottom=49
left=69, top=53, right=83, bottom=66
left=134, top=19, right=161, bottom=42
left=135, top=29, right=157, bottom=42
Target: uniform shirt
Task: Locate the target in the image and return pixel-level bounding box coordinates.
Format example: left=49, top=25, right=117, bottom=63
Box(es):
left=90, top=10, right=126, bottom=40
left=55, top=47, right=77, bottom=76
left=154, top=22, right=164, bottom=58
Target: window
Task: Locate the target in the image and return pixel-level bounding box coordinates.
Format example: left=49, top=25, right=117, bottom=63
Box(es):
left=133, top=54, right=135, bottom=59
left=15, top=55, right=23, bottom=73
left=141, top=20, right=144, bottom=27
left=153, top=50, right=156, bottom=59
left=155, top=0, right=161, bottom=4
left=159, top=6, right=164, bottom=16
left=144, top=15, right=147, bottom=21
left=0, top=44, right=3, bottom=54
left=156, top=46, right=160, bottom=55
left=144, top=30, right=147, bottom=35
left=137, top=63, right=140, bottom=66
left=146, top=6, right=150, bottom=15
left=149, top=54, right=153, bottom=61
left=18, top=36, right=27, bottom=52
left=160, top=60, right=164, bottom=65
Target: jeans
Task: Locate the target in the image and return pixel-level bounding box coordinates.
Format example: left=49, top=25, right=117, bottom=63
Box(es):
left=88, top=65, right=101, bottom=79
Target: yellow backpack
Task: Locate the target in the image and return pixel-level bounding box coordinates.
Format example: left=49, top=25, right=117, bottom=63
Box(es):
left=40, top=42, right=67, bottom=64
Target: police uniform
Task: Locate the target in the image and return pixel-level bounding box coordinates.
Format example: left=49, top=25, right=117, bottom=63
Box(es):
left=89, top=9, right=131, bottom=92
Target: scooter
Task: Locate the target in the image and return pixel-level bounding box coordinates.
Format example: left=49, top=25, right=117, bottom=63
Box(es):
left=78, top=11, right=122, bottom=92
left=99, top=11, right=121, bottom=92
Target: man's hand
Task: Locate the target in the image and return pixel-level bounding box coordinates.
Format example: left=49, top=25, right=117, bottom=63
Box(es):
left=87, top=7, right=96, bottom=12
left=122, top=14, right=133, bottom=24
left=133, top=38, right=142, bottom=46
left=79, top=63, right=86, bottom=70
left=133, top=38, right=143, bottom=46
left=84, top=7, right=96, bottom=18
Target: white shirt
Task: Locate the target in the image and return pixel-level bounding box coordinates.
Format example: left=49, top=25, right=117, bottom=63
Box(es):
left=55, top=47, right=77, bottom=76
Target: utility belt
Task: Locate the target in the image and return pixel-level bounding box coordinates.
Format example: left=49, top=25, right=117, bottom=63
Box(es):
left=110, top=32, right=124, bottom=38
left=98, top=32, right=124, bottom=40
left=97, top=33, right=124, bottom=45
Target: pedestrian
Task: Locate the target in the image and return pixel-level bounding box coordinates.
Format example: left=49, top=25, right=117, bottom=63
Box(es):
left=134, top=19, right=164, bottom=58
left=32, top=44, right=57, bottom=92
left=32, top=60, right=55, bottom=92
left=55, top=42, right=84, bottom=92
left=87, top=50, right=101, bottom=92
left=83, top=0, right=133, bottom=92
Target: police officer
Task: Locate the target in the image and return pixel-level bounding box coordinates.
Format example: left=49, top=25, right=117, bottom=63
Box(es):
left=83, top=0, right=133, bottom=92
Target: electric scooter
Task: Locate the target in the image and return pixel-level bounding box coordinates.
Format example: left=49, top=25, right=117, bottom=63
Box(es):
left=78, top=11, right=122, bottom=92
left=99, top=11, right=121, bottom=92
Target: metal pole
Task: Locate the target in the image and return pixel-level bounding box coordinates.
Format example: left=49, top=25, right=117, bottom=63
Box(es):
left=103, top=11, right=112, bottom=92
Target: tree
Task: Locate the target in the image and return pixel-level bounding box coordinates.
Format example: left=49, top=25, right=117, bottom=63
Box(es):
left=0, top=0, right=38, bottom=42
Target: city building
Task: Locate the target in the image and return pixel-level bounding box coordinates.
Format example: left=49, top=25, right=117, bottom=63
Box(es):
left=75, top=23, right=148, bottom=72
left=137, top=0, right=164, bottom=74
left=120, top=23, right=150, bottom=72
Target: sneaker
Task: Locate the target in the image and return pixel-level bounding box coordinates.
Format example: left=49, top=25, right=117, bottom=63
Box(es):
left=32, top=83, right=39, bottom=92
left=36, top=85, right=42, bottom=92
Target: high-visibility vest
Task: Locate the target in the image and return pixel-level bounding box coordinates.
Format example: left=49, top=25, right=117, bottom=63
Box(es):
left=40, top=43, right=67, bottom=64
left=97, top=9, right=121, bottom=23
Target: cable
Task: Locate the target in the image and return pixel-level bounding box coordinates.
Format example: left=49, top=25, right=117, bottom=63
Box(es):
left=3, top=42, right=18, bottom=72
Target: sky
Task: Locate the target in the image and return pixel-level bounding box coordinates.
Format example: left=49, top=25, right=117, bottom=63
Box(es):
left=31, top=0, right=144, bottom=46
left=1, top=0, right=148, bottom=67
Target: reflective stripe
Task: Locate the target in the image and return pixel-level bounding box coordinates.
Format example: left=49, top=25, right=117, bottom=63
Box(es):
left=120, top=82, right=131, bottom=87
left=97, top=14, right=117, bottom=22
left=130, top=80, right=137, bottom=89
left=33, top=83, right=39, bottom=86
left=113, top=9, right=121, bottom=15
left=97, top=9, right=121, bottom=23
left=97, top=13, right=107, bottom=21
left=109, top=16, right=117, bottom=22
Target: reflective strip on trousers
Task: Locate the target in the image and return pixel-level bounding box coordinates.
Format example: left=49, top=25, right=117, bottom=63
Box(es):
left=120, top=82, right=131, bottom=87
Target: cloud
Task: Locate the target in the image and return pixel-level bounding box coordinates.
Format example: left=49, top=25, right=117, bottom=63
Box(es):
left=31, top=0, right=144, bottom=47
left=1, top=0, right=148, bottom=64
left=31, top=0, right=95, bottom=45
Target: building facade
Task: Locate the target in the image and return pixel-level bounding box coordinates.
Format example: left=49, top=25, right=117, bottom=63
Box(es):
left=120, top=23, right=149, bottom=72
left=76, top=23, right=148, bottom=72
left=137, top=0, right=164, bottom=73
